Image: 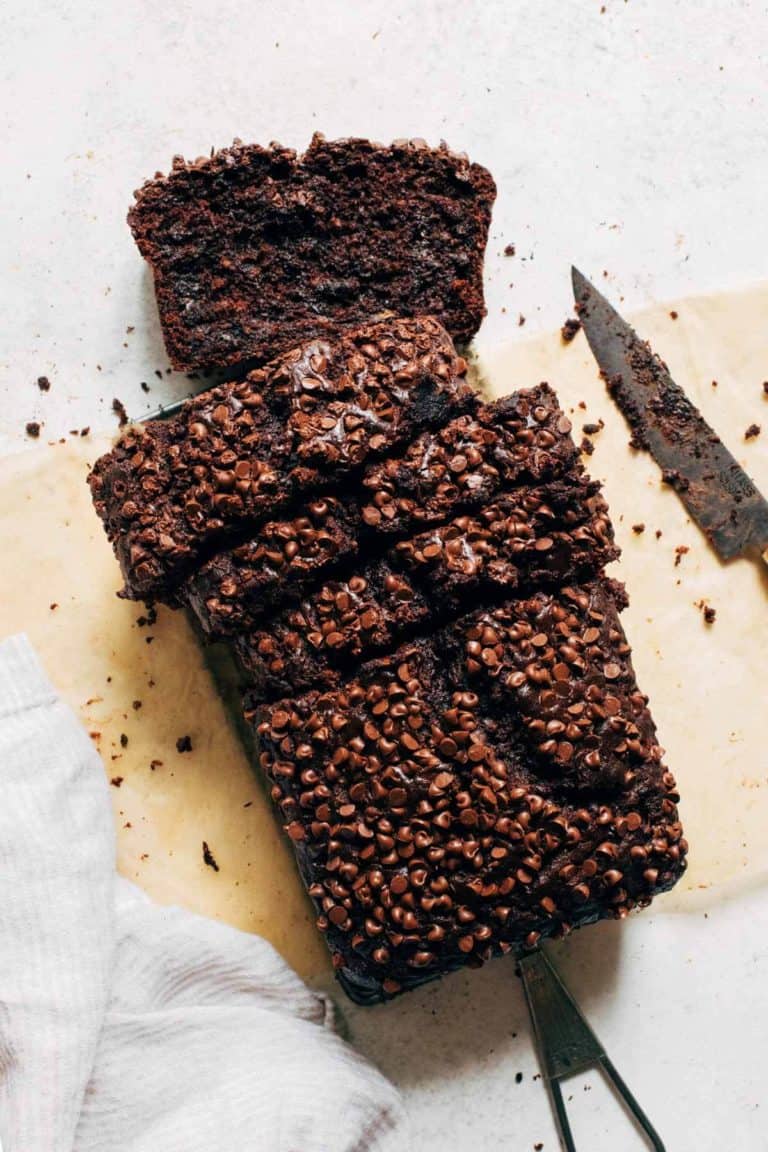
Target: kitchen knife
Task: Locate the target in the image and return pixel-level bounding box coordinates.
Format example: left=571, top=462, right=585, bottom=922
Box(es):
left=572, top=267, right=768, bottom=567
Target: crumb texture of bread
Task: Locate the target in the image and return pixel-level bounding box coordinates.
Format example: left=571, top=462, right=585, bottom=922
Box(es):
left=128, top=134, right=497, bottom=370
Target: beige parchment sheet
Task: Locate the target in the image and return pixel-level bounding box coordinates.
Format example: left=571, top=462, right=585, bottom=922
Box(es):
left=1, top=283, right=766, bottom=985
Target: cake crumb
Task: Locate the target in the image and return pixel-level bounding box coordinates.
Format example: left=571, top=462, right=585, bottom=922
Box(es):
left=763, top=381, right=768, bottom=396
left=25, top=421, right=41, bottom=438
left=745, top=423, right=761, bottom=440
left=580, top=437, right=595, bottom=456
left=140, top=381, right=151, bottom=393
left=515, top=1072, right=523, bottom=1084
left=504, top=243, right=516, bottom=257
left=120, top=733, right=128, bottom=748
left=132, top=699, right=142, bottom=711
left=632, top=523, right=645, bottom=535
left=518, top=313, right=526, bottom=327
left=674, top=545, right=689, bottom=567
left=36, top=375, right=51, bottom=391
left=202, top=841, right=220, bottom=872
left=110, top=776, right=124, bottom=788
left=176, top=734, right=193, bottom=753
left=669, top=310, right=679, bottom=320
left=655, top=529, right=663, bottom=539
left=582, top=420, right=603, bottom=435
left=561, top=317, right=582, bottom=343
left=49, top=602, right=58, bottom=610
left=112, top=397, right=128, bottom=427
left=703, top=605, right=716, bottom=624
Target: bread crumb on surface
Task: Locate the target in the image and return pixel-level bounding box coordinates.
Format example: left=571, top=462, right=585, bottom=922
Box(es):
left=561, top=317, right=582, bottom=343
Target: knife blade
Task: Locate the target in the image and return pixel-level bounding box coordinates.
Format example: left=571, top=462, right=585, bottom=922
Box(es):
left=572, top=267, right=768, bottom=566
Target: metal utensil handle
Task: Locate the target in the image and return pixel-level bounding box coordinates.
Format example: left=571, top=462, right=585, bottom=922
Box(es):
left=519, top=948, right=666, bottom=1151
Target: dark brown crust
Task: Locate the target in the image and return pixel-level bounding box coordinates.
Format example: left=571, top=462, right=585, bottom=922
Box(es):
left=128, top=135, right=497, bottom=371
left=225, top=479, right=618, bottom=698
left=179, top=382, right=580, bottom=628
left=248, top=584, right=686, bottom=1003
left=88, top=316, right=473, bottom=601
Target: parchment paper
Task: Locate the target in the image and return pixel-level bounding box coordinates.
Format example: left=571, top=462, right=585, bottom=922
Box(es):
left=1, top=283, right=766, bottom=988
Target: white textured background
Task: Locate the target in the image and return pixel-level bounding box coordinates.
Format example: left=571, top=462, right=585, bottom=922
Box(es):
left=2, top=0, right=768, bottom=448
left=2, top=2, right=768, bottom=1149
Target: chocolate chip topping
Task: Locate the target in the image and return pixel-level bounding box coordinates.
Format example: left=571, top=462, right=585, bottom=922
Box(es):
left=226, top=481, right=618, bottom=698
left=248, top=619, right=685, bottom=1002
left=86, top=286, right=685, bottom=1005
left=89, top=316, right=473, bottom=600
left=444, top=583, right=659, bottom=793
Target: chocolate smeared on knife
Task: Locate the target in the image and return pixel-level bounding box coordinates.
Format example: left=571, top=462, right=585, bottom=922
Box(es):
left=573, top=266, right=768, bottom=567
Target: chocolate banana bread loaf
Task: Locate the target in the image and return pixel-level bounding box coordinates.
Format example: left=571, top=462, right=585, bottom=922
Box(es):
left=88, top=316, right=473, bottom=601
left=128, top=135, right=496, bottom=371
left=248, top=587, right=686, bottom=1003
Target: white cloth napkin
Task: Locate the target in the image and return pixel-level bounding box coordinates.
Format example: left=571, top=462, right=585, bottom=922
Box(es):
left=0, top=634, right=408, bottom=1152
